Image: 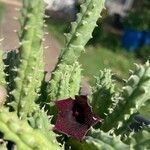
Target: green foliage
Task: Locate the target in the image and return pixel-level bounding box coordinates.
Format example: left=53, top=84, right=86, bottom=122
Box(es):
left=123, top=0, right=150, bottom=30
left=0, top=0, right=150, bottom=149
left=80, top=46, right=139, bottom=85
left=0, top=2, right=5, bottom=23
left=138, top=45, right=150, bottom=62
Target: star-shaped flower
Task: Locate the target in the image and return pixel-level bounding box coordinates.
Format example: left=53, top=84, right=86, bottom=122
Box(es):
left=54, top=95, right=102, bottom=141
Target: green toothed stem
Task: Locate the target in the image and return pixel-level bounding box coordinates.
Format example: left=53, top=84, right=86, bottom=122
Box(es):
left=59, top=0, right=105, bottom=64
left=47, top=0, right=105, bottom=102
left=18, top=0, right=31, bottom=38
left=19, top=0, right=45, bottom=94
left=48, top=62, right=81, bottom=101
left=91, top=69, right=116, bottom=119
left=114, top=113, right=138, bottom=136
left=0, top=108, right=62, bottom=150
left=101, top=62, right=150, bottom=132
left=10, top=0, right=45, bottom=118
left=124, top=126, right=150, bottom=150
left=66, top=128, right=129, bottom=150
left=131, top=126, right=150, bottom=150
left=69, top=63, right=82, bottom=96
left=28, top=108, right=58, bottom=143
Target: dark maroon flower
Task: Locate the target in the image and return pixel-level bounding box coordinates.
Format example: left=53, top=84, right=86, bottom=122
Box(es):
left=54, top=95, right=102, bottom=141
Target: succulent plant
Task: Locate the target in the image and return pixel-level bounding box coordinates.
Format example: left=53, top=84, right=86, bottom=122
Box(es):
left=0, top=0, right=149, bottom=149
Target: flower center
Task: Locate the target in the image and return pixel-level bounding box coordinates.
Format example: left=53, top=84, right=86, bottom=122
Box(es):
left=72, top=103, right=85, bottom=124
left=73, top=111, right=79, bottom=117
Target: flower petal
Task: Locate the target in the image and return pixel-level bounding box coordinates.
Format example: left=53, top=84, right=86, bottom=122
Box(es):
left=54, top=96, right=102, bottom=141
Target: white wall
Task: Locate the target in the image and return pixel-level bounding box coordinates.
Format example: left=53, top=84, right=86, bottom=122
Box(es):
left=105, top=0, right=134, bottom=16
left=44, top=0, right=77, bottom=11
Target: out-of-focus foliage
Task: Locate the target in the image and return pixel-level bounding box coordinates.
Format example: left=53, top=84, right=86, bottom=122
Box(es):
left=138, top=45, right=150, bottom=62
left=0, top=2, right=5, bottom=23
left=123, top=0, right=150, bottom=31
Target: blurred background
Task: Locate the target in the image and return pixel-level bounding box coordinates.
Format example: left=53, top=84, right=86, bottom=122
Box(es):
left=0, top=0, right=150, bottom=117
left=45, top=0, right=150, bottom=83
